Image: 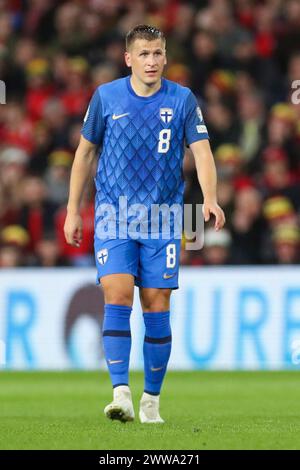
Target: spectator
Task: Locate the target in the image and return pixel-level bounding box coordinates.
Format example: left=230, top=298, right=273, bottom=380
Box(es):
left=25, top=58, right=54, bottom=122
left=205, top=101, right=241, bottom=149
left=45, top=149, right=73, bottom=205
left=0, top=147, right=28, bottom=225
left=215, top=144, right=248, bottom=187
left=272, top=224, right=300, bottom=264
left=238, top=90, right=265, bottom=165
left=260, top=146, right=300, bottom=210
left=59, top=57, right=91, bottom=117
left=189, top=29, right=220, bottom=97
left=19, top=175, right=59, bottom=253
left=202, top=228, right=232, bottom=266
left=230, top=186, right=265, bottom=264
left=34, top=232, right=69, bottom=267
left=0, top=225, right=30, bottom=267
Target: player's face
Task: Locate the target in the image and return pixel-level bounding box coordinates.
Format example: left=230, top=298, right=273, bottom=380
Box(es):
left=125, top=38, right=167, bottom=85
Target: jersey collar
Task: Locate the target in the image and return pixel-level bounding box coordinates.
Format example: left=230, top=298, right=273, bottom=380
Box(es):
left=126, top=75, right=166, bottom=102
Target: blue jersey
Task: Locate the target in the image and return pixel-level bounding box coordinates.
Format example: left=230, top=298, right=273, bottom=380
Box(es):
left=81, top=76, right=209, bottom=232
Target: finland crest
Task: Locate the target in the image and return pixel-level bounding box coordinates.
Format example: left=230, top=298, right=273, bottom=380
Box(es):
left=160, top=108, right=173, bottom=124
left=97, top=248, right=108, bottom=265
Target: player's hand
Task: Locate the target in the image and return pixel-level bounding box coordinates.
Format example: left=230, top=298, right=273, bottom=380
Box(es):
left=202, top=200, right=226, bottom=231
left=64, top=212, right=83, bottom=247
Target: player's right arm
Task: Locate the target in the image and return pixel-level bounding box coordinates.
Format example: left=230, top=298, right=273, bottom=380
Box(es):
left=64, top=136, right=97, bottom=247
left=64, top=88, right=105, bottom=247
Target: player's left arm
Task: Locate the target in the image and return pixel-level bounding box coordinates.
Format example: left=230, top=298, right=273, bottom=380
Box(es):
left=189, top=139, right=226, bottom=231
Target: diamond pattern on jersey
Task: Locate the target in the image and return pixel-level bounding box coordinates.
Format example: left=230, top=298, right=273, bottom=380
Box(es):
left=95, top=99, right=185, bottom=218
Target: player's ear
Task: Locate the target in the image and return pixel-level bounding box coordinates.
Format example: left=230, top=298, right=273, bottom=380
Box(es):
left=124, top=51, right=131, bottom=67
left=163, top=40, right=167, bottom=65
left=163, top=46, right=167, bottom=66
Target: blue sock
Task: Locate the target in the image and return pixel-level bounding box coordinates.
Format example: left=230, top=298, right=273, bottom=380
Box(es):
left=143, top=311, right=172, bottom=396
left=102, top=304, right=132, bottom=388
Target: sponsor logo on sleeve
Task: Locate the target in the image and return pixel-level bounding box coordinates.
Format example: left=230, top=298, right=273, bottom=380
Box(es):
left=196, top=124, right=208, bottom=134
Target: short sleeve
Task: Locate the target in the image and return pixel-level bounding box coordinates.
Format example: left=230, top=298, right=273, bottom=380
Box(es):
left=184, top=91, right=209, bottom=145
left=81, top=88, right=105, bottom=145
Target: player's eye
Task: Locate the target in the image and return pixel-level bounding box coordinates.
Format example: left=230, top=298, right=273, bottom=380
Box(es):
left=140, top=52, right=148, bottom=56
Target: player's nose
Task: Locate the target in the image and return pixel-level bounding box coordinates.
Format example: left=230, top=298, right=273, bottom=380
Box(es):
left=147, top=54, right=157, bottom=66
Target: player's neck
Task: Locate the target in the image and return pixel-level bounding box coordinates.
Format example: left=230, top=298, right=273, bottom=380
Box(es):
left=130, top=74, right=162, bottom=97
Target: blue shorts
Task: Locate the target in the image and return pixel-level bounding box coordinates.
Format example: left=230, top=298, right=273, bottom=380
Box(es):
left=94, top=236, right=181, bottom=289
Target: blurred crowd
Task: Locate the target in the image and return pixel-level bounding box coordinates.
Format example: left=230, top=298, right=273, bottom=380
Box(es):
left=0, top=0, right=300, bottom=268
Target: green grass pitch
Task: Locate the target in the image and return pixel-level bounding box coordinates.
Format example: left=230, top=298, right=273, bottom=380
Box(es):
left=0, top=371, right=299, bottom=450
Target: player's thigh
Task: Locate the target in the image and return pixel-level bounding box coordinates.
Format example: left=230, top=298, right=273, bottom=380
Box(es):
left=139, top=287, right=172, bottom=312
left=101, top=273, right=135, bottom=306
left=137, top=237, right=181, bottom=289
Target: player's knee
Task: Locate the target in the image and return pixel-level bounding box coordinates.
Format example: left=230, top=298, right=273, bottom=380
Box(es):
left=141, top=289, right=171, bottom=312
left=104, top=292, right=133, bottom=307
left=143, top=303, right=170, bottom=312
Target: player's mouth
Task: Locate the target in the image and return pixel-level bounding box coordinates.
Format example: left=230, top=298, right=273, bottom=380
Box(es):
left=145, top=70, right=158, bottom=76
